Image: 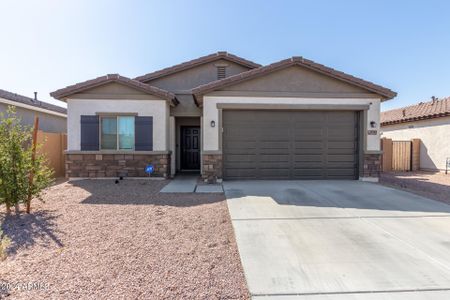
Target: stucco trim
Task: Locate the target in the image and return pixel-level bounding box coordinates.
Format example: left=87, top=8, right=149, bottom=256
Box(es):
left=202, top=150, right=222, bottom=155
left=365, top=150, right=383, bottom=155
left=216, top=103, right=370, bottom=111
left=208, top=91, right=380, bottom=99
left=68, top=93, right=162, bottom=100
left=0, top=97, right=67, bottom=118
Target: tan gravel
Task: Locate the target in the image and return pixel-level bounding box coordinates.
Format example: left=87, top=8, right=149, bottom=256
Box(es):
left=380, top=171, right=450, bottom=204
left=0, top=179, right=249, bottom=299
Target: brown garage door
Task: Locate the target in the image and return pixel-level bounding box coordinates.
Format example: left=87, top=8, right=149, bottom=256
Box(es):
left=222, top=110, right=359, bottom=180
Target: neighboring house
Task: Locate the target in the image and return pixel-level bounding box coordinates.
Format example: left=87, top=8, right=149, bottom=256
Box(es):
left=51, top=52, right=396, bottom=182
left=381, top=97, right=450, bottom=171
left=0, top=89, right=67, bottom=133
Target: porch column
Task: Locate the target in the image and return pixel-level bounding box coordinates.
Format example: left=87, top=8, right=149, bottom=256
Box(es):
left=169, top=116, right=176, bottom=177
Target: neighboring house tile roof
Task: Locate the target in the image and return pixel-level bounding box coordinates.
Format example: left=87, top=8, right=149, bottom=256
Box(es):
left=50, top=74, right=179, bottom=106
left=381, top=97, right=450, bottom=126
left=0, top=88, right=67, bottom=115
left=192, top=57, right=397, bottom=105
left=134, top=51, right=261, bottom=83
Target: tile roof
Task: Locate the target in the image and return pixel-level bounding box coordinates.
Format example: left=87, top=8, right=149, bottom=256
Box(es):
left=50, top=74, right=178, bottom=106
left=381, top=97, right=450, bottom=125
left=192, top=56, right=397, bottom=106
left=0, top=88, right=67, bottom=115
left=134, top=51, right=261, bottom=83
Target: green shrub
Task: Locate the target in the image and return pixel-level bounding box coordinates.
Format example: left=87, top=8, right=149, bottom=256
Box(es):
left=0, top=106, right=53, bottom=214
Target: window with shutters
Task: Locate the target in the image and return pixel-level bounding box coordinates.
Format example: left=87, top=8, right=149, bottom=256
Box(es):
left=100, top=115, right=135, bottom=150
left=217, top=66, right=226, bottom=80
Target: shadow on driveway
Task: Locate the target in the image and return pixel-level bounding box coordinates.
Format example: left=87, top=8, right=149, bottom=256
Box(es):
left=224, top=179, right=450, bottom=216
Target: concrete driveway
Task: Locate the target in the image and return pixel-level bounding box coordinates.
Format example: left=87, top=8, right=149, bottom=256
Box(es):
left=224, top=180, right=450, bottom=299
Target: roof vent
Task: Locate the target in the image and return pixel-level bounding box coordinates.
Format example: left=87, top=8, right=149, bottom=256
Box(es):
left=402, top=109, right=406, bottom=117
left=34, top=92, right=37, bottom=102
left=431, top=96, right=438, bottom=104
left=217, top=66, right=226, bottom=80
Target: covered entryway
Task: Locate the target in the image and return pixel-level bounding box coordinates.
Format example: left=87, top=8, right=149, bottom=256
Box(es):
left=180, top=126, right=200, bottom=170
left=222, top=110, right=360, bottom=180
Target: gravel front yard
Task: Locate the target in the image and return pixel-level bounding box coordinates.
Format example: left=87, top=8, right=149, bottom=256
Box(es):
left=380, top=171, right=450, bottom=204
left=0, top=179, right=249, bottom=299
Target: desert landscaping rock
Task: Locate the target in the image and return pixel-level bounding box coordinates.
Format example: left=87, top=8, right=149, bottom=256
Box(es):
left=0, top=179, right=249, bottom=299
left=380, top=171, right=450, bottom=204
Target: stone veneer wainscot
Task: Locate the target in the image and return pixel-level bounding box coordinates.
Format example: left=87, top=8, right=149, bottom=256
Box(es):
left=65, top=151, right=171, bottom=178
left=362, top=153, right=381, bottom=178
left=202, top=153, right=223, bottom=183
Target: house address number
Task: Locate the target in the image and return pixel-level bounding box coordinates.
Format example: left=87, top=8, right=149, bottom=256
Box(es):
left=367, top=130, right=378, bottom=135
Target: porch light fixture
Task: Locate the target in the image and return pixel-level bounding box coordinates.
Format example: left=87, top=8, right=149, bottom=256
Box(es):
left=210, top=120, right=216, bottom=127
left=370, top=121, right=377, bottom=128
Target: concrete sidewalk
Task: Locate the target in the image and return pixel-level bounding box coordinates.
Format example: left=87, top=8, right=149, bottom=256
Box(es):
left=160, top=174, right=223, bottom=193
left=225, top=180, right=450, bottom=300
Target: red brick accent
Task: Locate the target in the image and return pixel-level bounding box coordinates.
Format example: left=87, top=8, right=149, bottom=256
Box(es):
left=65, top=153, right=170, bottom=178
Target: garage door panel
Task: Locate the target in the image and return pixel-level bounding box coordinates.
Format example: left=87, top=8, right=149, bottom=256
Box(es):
left=327, top=169, right=356, bottom=176
left=223, top=110, right=358, bottom=180
left=293, top=141, right=324, bottom=149
left=327, top=154, right=356, bottom=162
left=224, top=154, right=256, bottom=162
left=328, top=141, right=355, bottom=149
left=259, top=142, right=291, bottom=149
left=294, top=162, right=325, bottom=168
left=259, top=169, right=290, bottom=178
left=292, top=169, right=325, bottom=177
left=293, top=154, right=324, bottom=162
left=225, top=162, right=257, bottom=169
left=224, top=169, right=257, bottom=178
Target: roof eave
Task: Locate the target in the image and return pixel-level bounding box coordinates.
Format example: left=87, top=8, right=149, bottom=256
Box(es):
left=51, top=74, right=178, bottom=106
left=192, top=58, right=397, bottom=104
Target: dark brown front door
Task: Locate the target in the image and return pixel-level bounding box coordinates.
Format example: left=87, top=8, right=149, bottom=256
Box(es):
left=181, top=126, right=200, bottom=170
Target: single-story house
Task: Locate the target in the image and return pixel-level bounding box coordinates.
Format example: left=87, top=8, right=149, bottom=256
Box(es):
left=50, top=52, right=396, bottom=182
left=381, top=97, right=450, bottom=171
left=0, top=89, right=67, bottom=133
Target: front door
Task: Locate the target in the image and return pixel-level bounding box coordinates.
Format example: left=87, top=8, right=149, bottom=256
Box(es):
left=181, top=126, right=200, bottom=170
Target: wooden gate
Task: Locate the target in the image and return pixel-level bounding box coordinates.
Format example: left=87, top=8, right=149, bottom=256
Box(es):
left=392, top=141, right=411, bottom=171
left=381, top=138, right=420, bottom=172
left=37, top=131, right=67, bottom=177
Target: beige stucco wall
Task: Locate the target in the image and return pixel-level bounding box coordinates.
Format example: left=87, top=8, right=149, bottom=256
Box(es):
left=203, top=96, right=381, bottom=151
left=381, top=116, right=450, bottom=171
left=66, top=98, right=169, bottom=151
left=145, top=59, right=252, bottom=91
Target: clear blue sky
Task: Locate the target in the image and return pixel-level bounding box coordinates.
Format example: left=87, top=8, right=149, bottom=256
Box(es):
left=1, top=0, right=449, bottom=111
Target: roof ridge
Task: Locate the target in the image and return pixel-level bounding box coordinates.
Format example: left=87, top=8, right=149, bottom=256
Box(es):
left=134, top=51, right=261, bottom=83
left=383, top=96, right=450, bottom=113
left=381, top=96, right=450, bottom=125
left=0, top=88, right=67, bottom=114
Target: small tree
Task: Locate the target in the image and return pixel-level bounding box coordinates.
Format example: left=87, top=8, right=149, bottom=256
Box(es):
left=0, top=106, right=53, bottom=214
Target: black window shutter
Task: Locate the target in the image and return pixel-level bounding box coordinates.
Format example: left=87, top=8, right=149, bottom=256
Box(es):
left=135, top=116, right=153, bottom=151
left=80, top=115, right=99, bottom=151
